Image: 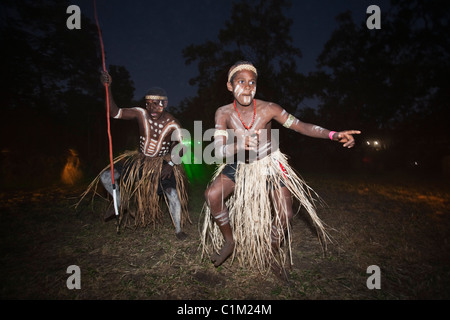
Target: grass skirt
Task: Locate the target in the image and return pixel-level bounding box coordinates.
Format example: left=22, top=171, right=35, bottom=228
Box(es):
left=78, top=150, right=190, bottom=228
left=201, top=150, right=328, bottom=274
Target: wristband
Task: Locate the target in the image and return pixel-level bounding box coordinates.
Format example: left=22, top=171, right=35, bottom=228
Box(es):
left=168, top=160, right=175, bottom=167
left=329, top=131, right=336, bottom=140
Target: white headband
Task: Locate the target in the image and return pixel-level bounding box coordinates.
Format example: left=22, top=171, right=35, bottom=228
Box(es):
left=145, top=95, right=168, bottom=100
left=228, top=64, right=258, bottom=82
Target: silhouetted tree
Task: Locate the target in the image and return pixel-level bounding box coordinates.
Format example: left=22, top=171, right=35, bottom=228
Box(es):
left=307, top=0, right=450, bottom=171
left=108, top=65, right=139, bottom=153
left=181, top=0, right=305, bottom=130
left=0, top=1, right=135, bottom=186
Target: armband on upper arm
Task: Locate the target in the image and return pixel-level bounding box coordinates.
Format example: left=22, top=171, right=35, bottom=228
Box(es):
left=214, top=129, right=228, bottom=139
left=282, top=114, right=296, bottom=128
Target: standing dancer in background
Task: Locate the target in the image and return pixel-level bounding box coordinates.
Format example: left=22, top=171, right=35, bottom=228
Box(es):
left=80, top=71, right=190, bottom=239
left=202, top=61, right=360, bottom=275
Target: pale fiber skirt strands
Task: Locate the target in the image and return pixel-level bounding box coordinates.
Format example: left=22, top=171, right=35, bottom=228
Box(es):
left=78, top=150, right=190, bottom=228
left=201, top=150, right=329, bottom=274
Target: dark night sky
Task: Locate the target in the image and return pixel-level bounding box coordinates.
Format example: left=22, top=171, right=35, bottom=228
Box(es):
left=73, top=0, right=391, bottom=107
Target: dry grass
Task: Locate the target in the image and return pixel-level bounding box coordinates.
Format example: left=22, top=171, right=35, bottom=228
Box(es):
left=1, top=170, right=449, bottom=300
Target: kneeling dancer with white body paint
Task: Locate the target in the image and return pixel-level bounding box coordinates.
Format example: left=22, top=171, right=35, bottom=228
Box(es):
left=202, top=61, right=361, bottom=275
left=80, top=72, right=190, bottom=239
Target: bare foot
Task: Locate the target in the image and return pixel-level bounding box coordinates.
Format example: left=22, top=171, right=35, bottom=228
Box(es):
left=211, top=241, right=235, bottom=267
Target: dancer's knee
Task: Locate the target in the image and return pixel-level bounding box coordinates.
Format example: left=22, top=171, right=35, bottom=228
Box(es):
left=100, top=171, right=110, bottom=186
left=204, top=187, right=214, bottom=205
left=205, top=186, right=223, bottom=209
left=100, top=169, right=120, bottom=186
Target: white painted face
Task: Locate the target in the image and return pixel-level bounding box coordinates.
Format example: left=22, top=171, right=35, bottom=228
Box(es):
left=228, top=69, right=257, bottom=106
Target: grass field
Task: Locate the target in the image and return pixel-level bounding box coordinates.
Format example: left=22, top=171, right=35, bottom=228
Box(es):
left=1, top=169, right=449, bottom=301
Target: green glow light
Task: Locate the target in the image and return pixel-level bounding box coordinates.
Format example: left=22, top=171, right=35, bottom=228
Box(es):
left=180, top=140, right=213, bottom=185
